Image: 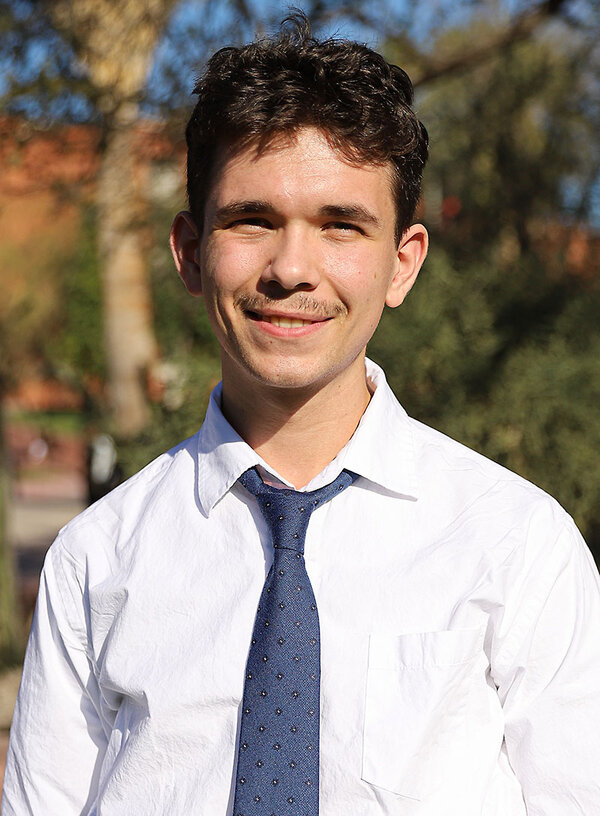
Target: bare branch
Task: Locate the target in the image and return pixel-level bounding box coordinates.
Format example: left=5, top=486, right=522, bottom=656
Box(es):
left=411, top=0, right=571, bottom=87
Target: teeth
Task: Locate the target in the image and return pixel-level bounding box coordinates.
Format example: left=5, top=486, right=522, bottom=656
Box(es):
left=266, top=316, right=313, bottom=328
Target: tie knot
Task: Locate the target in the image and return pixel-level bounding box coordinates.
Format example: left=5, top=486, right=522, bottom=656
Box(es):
left=238, top=468, right=358, bottom=553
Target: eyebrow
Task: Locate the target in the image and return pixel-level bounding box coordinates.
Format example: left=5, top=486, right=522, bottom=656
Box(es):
left=318, top=204, right=382, bottom=229
left=213, top=200, right=274, bottom=222
left=212, top=200, right=383, bottom=229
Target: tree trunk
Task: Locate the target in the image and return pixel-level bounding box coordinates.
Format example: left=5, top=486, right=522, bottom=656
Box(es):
left=42, top=0, right=178, bottom=438
left=97, top=107, right=158, bottom=437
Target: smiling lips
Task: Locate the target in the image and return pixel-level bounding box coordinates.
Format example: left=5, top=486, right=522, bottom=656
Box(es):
left=236, top=293, right=346, bottom=328
left=246, top=310, right=331, bottom=328
left=261, top=315, right=321, bottom=328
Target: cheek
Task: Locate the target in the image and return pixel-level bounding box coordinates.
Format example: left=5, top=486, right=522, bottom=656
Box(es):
left=328, top=248, right=393, bottom=304
left=202, top=239, right=262, bottom=296
left=324, top=247, right=371, bottom=291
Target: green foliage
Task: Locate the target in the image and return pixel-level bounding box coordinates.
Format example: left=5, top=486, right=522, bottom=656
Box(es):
left=0, top=404, right=23, bottom=667
left=117, top=350, right=220, bottom=477
left=370, top=249, right=600, bottom=552
left=5, top=409, right=85, bottom=435
left=112, top=197, right=222, bottom=476
left=0, top=229, right=70, bottom=392
left=2, top=0, right=599, bottom=565
left=419, top=31, right=598, bottom=256
left=148, top=200, right=220, bottom=358
left=375, top=25, right=600, bottom=558
left=370, top=248, right=501, bottom=422
left=45, top=207, right=105, bottom=385
left=0, top=198, right=103, bottom=397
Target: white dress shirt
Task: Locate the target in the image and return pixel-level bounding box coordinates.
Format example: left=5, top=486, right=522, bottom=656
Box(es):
left=3, top=360, right=600, bottom=816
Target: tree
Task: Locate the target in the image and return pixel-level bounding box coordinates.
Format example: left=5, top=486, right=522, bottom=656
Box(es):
left=0, top=195, right=74, bottom=661
left=371, top=19, right=600, bottom=557
left=2, top=0, right=586, bottom=438
left=41, top=0, right=180, bottom=437
left=0, top=0, right=178, bottom=662
left=1, top=0, right=600, bottom=663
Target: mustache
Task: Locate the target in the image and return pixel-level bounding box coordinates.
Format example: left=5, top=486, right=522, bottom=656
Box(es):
left=235, top=293, right=347, bottom=319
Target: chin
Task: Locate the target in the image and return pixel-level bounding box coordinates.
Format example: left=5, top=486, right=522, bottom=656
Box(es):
left=247, top=354, right=358, bottom=394
left=233, top=352, right=316, bottom=388
left=253, top=367, right=321, bottom=391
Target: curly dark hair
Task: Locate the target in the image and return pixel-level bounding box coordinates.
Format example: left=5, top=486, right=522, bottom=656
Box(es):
left=185, top=13, right=428, bottom=241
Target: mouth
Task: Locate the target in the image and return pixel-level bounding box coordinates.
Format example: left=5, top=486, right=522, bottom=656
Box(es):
left=247, top=311, right=330, bottom=328
left=236, top=294, right=345, bottom=329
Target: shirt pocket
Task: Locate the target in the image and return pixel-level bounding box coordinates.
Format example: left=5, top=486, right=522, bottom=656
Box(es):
left=361, top=627, right=485, bottom=800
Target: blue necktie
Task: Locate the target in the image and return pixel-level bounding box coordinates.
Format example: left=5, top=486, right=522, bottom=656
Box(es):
left=233, top=467, right=358, bottom=816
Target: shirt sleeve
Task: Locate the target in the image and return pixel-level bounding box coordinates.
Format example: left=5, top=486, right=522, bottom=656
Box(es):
left=1, top=537, right=107, bottom=815
left=492, top=514, right=600, bottom=814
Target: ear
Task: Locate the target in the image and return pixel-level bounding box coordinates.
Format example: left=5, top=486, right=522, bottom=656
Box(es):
left=170, top=210, right=203, bottom=296
left=385, top=224, right=428, bottom=308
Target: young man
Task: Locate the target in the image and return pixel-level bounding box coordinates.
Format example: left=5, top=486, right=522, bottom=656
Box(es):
left=3, top=15, right=600, bottom=816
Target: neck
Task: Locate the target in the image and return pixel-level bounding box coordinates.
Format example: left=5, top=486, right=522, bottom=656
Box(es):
left=221, top=357, right=371, bottom=488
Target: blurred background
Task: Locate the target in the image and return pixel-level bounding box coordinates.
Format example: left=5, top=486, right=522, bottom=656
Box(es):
left=1, top=0, right=600, bottom=780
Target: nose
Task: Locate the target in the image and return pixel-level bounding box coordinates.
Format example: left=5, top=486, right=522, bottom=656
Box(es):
left=260, top=227, right=321, bottom=292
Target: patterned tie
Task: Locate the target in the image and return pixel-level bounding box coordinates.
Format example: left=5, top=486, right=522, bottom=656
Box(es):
left=233, top=467, right=358, bottom=816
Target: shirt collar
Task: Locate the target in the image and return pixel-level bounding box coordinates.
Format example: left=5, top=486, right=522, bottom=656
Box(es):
left=338, top=359, right=418, bottom=500
left=195, top=358, right=418, bottom=516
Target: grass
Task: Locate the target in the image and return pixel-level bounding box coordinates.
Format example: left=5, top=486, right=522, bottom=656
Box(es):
left=6, top=410, right=86, bottom=436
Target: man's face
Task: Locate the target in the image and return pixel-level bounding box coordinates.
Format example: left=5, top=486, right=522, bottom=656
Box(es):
left=172, top=127, right=427, bottom=397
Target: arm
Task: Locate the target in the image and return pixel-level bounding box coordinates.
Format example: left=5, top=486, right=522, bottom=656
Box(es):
left=2, top=539, right=107, bottom=815
left=492, top=516, right=600, bottom=814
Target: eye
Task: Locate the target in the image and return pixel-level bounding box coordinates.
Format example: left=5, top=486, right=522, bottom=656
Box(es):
left=325, top=221, right=364, bottom=235
left=229, top=217, right=272, bottom=231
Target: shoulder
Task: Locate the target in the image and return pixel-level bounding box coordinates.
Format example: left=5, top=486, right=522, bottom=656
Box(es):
left=54, top=431, right=200, bottom=567
left=367, top=361, right=568, bottom=530
left=411, top=416, right=546, bottom=492
left=407, top=416, right=581, bottom=558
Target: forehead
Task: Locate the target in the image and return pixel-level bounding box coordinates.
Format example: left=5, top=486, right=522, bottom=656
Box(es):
left=205, top=127, right=396, bottom=215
